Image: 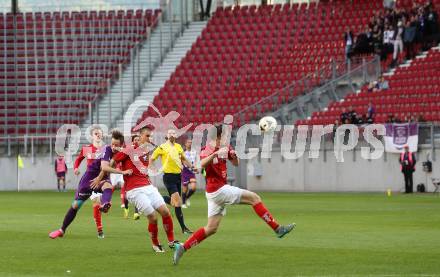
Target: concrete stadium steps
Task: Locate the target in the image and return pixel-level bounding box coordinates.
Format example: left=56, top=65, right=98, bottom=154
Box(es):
left=114, top=21, right=208, bottom=132
left=79, top=21, right=184, bottom=142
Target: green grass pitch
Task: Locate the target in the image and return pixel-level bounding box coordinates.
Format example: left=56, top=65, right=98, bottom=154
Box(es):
left=1, top=191, right=440, bottom=276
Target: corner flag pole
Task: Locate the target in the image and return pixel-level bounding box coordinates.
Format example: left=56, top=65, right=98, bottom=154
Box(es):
left=17, top=155, right=20, bottom=192
left=17, top=155, right=24, bottom=192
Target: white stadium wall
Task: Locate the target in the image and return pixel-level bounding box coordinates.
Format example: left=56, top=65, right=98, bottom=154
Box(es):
left=0, top=149, right=438, bottom=192
left=0, top=156, right=206, bottom=191
left=241, top=148, right=440, bottom=193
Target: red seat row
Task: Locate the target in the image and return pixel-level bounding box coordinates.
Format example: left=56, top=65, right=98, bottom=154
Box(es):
left=137, top=0, right=382, bottom=129
left=1, top=9, right=160, bottom=136
left=301, top=48, right=440, bottom=126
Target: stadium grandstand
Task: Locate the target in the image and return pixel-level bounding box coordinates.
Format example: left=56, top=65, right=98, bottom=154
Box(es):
left=0, top=0, right=439, bottom=190
left=2, top=1, right=440, bottom=275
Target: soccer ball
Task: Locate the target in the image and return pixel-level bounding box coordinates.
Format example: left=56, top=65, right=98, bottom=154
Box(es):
left=258, top=116, right=277, bottom=132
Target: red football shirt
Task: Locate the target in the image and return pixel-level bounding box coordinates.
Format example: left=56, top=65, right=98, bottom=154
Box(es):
left=113, top=144, right=151, bottom=192
left=74, top=144, right=100, bottom=170
left=200, top=144, right=235, bottom=193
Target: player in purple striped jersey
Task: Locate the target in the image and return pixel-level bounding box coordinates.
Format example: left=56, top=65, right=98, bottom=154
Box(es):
left=181, top=139, right=198, bottom=208
left=49, top=130, right=132, bottom=239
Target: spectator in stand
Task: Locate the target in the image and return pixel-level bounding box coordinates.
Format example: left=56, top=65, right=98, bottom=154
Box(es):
left=199, top=0, right=213, bottom=20
left=344, top=28, right=354, bottom=62
left=351, top=0, right=439, bottom=68
left=389, top=8, right=400, bottom=27
left=426, top=5, right=439, bottom=46
left=354, top=27, right=373, bottom=54
left=382, top=24, right=395, bottom=60
left=367, top=102, right=376, bottom=123
left=404, top=16, right=417, bottom=60
left=417, top=7, right=427, bottom=47
left=386, top=114, right=396, bottom=123
left=368, top=82, right=374, bottom=92
left=376, top=75, right=390, bottom=90
left=412, top=1, right=421, bottom=14
left=383, top=0, right=395, bottom=10
left=357, top=114, right=364, bottom=125
left=369, top=16, right=377, bottom=29
left=392, top=21, right=405, bottom=67
left=372, top=25, right=383, bottom=55
left=417, top=114, right=426, bottom=122
left=384, top=9, right=392, bottom=25
left=348, top=106, right=359, bottom=124
left=340, top=108, right=349, bottom=124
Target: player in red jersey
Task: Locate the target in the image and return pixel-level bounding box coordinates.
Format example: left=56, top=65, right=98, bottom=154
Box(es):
left=109, top=126, right=178, bottom=253
left=120, top=134, right=140, bottom=220
left=73, top=126, right=106, bottom=238
left=173, top=125, right=295, bottom=265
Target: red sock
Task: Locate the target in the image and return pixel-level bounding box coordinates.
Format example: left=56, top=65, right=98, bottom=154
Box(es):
left=120, top=186, right=126, bottom=207
left=148, top=223, right=160, bottom=246
left=162, top=215, right=175, bottom=242
left=183, top=227, right=207, bottom=251
left=253, top=202, right=279, bottom=231
left=93, top=204, right=102, bottom=232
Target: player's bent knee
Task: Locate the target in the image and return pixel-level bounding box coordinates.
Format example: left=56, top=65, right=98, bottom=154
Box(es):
left=190, top=182, right=197, bottom=190
left=241, top=190, right=261, bottom=205
left=171, top=192, right=181, bottom=200
left=157, top=205, right=171, bottom=217
left=252, top=192, right=261, bottom=204
left=101, top=182, right=112, bottom=190
left=146, top=213, right=157, bottom=223
left=72, top=200, right=84, bottom=210
left=171, top=193, right=181, bottom=207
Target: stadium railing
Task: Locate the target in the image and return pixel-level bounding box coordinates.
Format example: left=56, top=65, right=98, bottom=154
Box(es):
left=234, top=121, right=440, bottom=162
left=230, top=56, right=380, bottom=128
left=1, top=122, right=439, bottom=162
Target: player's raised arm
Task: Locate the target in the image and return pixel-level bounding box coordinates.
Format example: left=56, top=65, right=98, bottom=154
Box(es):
left=73, top=147, right=85, bottom=175
left=101, top=159, right=131, bottom=175
left=148, top=146, right=162, bottom=170
left=200, top=148, right=219, bottom=168
left=90, top=159, right=116, bottom=188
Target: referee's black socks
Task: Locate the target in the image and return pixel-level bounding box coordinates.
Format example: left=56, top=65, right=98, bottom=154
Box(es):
left=175, top=207, right=186, bottom=231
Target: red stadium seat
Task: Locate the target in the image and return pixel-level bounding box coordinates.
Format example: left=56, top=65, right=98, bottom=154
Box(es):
left=303, top=48, right=440, bottom=125
left=0, top=9, right=161, bottom=135
left=137, top=0, right=382, bottom=128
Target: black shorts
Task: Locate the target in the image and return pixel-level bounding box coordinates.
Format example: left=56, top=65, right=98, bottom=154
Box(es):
left=163, top=173, right=182, bottom=196
left=57, top=172, right=66, bottom=178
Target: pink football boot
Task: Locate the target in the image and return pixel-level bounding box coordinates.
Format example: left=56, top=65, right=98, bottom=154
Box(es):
left=49, top=229, right=64, bottom=239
